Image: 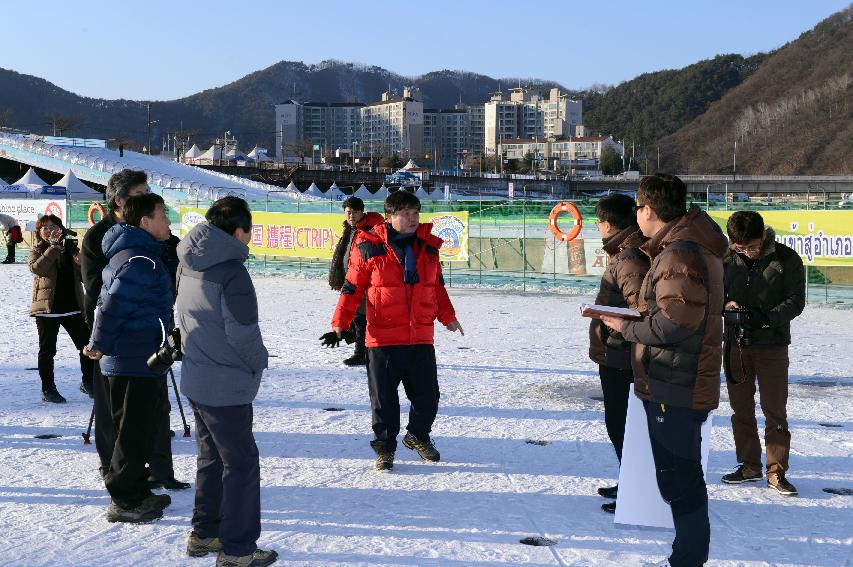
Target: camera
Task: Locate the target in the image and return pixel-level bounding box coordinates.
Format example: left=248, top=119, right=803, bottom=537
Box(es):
left=722, top=306, right=749, bottom=326
left=723, top=307, right=753, bottom=347
left=63, top=229, right=78, bottom=248
left=147, top=328, right=182, bottom=374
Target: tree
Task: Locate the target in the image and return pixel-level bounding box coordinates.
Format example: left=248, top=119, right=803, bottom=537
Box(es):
left=45, top=113, right=82, bottom=136
left=599, top=147, right=624, bottom=175
left=0, top=108, right=14, bottom=128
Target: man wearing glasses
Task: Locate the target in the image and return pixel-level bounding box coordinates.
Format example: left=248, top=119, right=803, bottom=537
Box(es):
left=600, top=174, right=727, bottom=567
left=720, top=211, right=804, bottom=496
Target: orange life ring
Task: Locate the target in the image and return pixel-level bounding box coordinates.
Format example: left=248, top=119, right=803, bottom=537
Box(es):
left=548, top=201, right=583, bottom=241
left=88, top=202, right=106, bottom=226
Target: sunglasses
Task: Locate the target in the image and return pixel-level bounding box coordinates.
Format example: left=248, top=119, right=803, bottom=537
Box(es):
left=632, top=204, right=647, bottom=214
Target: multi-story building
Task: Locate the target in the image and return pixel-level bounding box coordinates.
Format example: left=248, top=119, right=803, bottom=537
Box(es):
left=423, top=107, right=468, bottom=169
left=499, top=134, right=624, bottom=171
left=274, top=100, right=363, bottom=161
left=360, top=87, right=424, bottom=160
left=484, top=87, right=582, bottom=154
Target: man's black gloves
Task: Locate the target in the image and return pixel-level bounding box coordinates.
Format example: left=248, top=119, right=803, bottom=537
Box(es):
left=744, top=309, right=772, bottom=330
left=319, top=327, right=356, bottom=348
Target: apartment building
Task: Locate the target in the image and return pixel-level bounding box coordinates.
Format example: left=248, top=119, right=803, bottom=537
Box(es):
left=484, top=87, right=582, bottom=154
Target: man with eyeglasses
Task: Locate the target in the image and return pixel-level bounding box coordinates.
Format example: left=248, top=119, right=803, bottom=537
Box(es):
left=720, top=211, right=804, bottom=496
left=600, top=174, right=726, bottom=567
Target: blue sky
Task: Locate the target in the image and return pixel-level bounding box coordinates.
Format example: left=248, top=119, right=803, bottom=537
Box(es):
left=9, top=0, right=850, bottom=100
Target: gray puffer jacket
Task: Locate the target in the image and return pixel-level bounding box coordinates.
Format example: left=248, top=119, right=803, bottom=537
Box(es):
left=175, top=222, right=268, bottom=406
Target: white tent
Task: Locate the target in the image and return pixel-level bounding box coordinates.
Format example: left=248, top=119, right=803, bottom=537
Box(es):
left=415, top=186, right=430, bottom=201
left=284, top=181, right=299, bottom=193
left=354, top=183, right=373, bottom=200
left=326, top=182, right=345, bottom=201
left=226, top=147, right=249, bottom=161
left=247, top=147, right=272, bottom=162
left=54, top=170, right=103, bottom=200
left=14, top=167, right=47, bottom=189
left=183, top=144, right=203, bottom=159
left=303, top=182, right=324, bottom=198
left=374, top=184, right=389, bottom=200
left=197, top=145, right=234, bottom=161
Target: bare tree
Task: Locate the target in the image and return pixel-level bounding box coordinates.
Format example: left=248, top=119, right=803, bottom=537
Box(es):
left=45, top=114, right=83, bottom=136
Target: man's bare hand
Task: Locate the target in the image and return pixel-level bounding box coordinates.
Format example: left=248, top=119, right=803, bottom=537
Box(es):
left=446, top=320, right=464, bottom=336
left=83, top=345, right=103, bottom=360
left=724, top=301, right=740, bottom=310
left=599, top=315, right=627, bottom=333
left=332, top=326, right=344, bottom=338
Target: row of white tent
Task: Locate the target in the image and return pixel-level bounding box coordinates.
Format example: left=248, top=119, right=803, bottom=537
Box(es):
left=291, top=182, right=445, bottom=201
left=0, top=167, right=102, bottom=200
left=183, top=144, right=272, bottom=162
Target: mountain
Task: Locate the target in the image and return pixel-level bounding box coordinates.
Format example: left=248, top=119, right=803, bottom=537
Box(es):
left=580, top=53, right=767, bottom=148
left=656, top=6, right=853, bottom=174
left=0, top=61, right=558, bottom=152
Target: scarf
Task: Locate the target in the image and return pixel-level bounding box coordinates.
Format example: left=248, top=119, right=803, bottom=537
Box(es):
left=391, top=230, right=419, bottom=284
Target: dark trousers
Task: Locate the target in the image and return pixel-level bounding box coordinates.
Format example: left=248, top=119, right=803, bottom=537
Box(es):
left=93, top=364, right=175, bottom=479
left=92, top=362, right=116, bottom=474
left=104, top=375, right=165, bottom=508
left=725, top=344, right=790, bottom=476
left=598, top=365, right=633, bottom=463
left=35, top=314, right=93, bottom=392
left=352, top=313, right=367, bottom=357
left=5, top=241, right=14, bottom=262
left=367, top=344, right=440, bottom=453
left=190, top=401, right=260, bottom=557
left=644, top=400, right=710, bottom=567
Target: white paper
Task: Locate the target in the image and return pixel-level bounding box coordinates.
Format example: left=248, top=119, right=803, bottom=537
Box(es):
left=614, top=384, right=713, bottom=529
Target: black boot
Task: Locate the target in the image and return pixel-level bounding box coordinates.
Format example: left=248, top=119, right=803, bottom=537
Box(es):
left=343, top=316, right=366, bottom=366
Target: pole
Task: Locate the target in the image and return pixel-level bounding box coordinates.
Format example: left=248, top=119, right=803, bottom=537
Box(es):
left=146, top=103, right=152, bottom=155
left=733, top=139, right=737, bottom=181
left=169, top=368, right=191, bottom=437
left=81, top=403, right=95, bottom=445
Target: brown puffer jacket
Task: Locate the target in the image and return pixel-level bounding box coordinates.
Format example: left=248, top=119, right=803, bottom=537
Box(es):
left=622, top=206, right=728, bottom=411
left=28, top=241, right=84, bottom=316
left=589, top=225, right=649, bottom=369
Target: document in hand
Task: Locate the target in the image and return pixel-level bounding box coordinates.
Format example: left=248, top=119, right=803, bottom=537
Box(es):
left=579, top=303, right=642, bottom=320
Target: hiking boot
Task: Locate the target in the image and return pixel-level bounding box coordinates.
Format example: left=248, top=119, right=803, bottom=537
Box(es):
left=187, top=531, right=223, bottom=557
left=721, top=464, right=763, bottom=484
left=216, top=548, right=278, bottom=567
left=402, top=432, right=440, bottom=462
left=342, top=354, right=366, bottom=366
left=601, top=501, right=616, bottom=514
left=768, top=473, right=798, bottom=496
left=106, top=497, right=164, bottom=523
left=42, top=388, right=66, bottom=404
left=80, top=381, right=94, bottom=398
left=144, top=492, right=172, bottom=510
left=597, top=485, right=618, bottom=499
left=148, top=475, right=191, bottom=491
left=375, top=452, right=394, bottom=472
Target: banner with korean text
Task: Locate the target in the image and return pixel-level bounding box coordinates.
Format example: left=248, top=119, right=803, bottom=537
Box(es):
left=180, top=208, right=469, bottom=262
left=707, top=210, right=853, bottom=267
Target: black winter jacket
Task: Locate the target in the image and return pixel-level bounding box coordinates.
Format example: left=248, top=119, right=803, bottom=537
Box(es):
left=723, top=228, right=805, bottom=346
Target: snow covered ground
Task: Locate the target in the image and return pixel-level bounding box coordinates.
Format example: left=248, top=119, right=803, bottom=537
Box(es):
left=0, top=267, right=850, bottom=566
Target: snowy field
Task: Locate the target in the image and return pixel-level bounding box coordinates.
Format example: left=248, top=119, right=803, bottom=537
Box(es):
left=0, top=267, right=851, bottom=566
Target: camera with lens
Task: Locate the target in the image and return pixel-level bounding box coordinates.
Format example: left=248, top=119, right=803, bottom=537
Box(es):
left=62, top=228, right=78, bottom=248
left=147, top=328, right=182, bottom=374
left=62, top=228, right=79, bottom=247
left=723, top=306, right=752, bottom=347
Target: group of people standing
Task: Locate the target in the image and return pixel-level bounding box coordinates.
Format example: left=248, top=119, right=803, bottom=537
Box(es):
left=589, top=174, right=804, bottom=566
left=20, top=168, right=806, bottom=567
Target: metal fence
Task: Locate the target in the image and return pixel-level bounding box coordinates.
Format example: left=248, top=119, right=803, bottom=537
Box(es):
left=62, top=194, right=853, bottom=305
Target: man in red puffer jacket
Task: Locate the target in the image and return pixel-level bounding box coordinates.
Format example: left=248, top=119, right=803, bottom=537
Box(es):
left=331, top=191, right=463, bottom=472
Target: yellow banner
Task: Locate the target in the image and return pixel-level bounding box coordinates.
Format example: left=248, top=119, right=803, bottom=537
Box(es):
left=707, top=210, right=853, bottom=267
left=179, top=208, right=469, bottom=262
